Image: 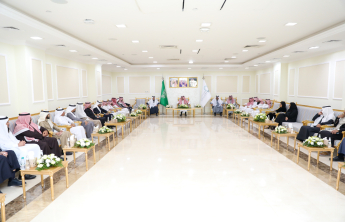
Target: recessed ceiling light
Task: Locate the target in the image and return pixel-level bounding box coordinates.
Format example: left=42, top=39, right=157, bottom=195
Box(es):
left=309, top=46, right=319, bottom=49
left=243, top=49, right=248, bottom=52
left=69, top=50, right=77, bottom=52
left=107, top=63, right=112, bottom=64
left=51, top=0, right=68, bottom=4
left=108, top=38, right=117, bottom=41
left=283, top=55, right=290, bottom=57
left=285, top=23, right=297, bottom=26
left=224, top=61, right=229, bottom=63
left=30, top=37, right=43, bottom=40
left=46, top=10, right=52, bottom=13
left=142, top=50, right=148, bottom=52
left=124, top=69, right=127, bottom=70
left=132, top=40, right=139, bottom=43
left=92, top=58, right=98, bottom=60
left=189, top=61, right=193, bottom=64
left=192, top=50, right=198, bottom=53
left=56, top=44, right=66, bottom=47
left=245, top=67, right=249, bottom=69
left=188, top=68, right=191, bottom=69
left=157, top=68, right=160, bottom=70
left=254, top=65, right=258, bottom=66
left=231, top=56, right=237, bottom=59
left=219, top=68, right=223, bottom=69
left=196, top=40, right=203, bottom=42
left=153, top=61, right=157, bottom=63
left=84, top=19, right=94, bottom=24
left=116, top=66, right=121, bottom=67
left=149, top=57, right=153, bottom=59
left=116, top=24, right=126, bottom=28
left=201, top=23, right=211, bottom=27
left=258, top=40, right=266, bottom=43
left=200, top=27, right=210, bottom=32
left=266, top=61, right=270, bottom=63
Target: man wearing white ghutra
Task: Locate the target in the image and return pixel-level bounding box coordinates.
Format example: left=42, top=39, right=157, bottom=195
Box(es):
left=210, top=96, right=224, bottom=117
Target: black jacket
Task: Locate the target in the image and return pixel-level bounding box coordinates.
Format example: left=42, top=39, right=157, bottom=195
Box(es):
left=286, top=109, right=298, bottom=122
left=85, top=108, right=98, bottom=120
left=311, top=114, right=334, bottom=126
left=93, top=107, right=108, bottom=114
left=334, top=117, right=345, bottom=133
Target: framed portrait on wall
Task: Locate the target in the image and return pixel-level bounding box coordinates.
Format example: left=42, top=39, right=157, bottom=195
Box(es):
left=170, top=77, right=179, bottom=88
left=188, top=77, right=198, bottom=88
left=179, top=78, right=188, bottom=88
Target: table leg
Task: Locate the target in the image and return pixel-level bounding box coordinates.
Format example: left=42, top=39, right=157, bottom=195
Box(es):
left=271, top=133, right=273, bottom=147
left=107, top=136, right=111, bottom=151
left=308, top=151, right=311, bottom=171
left=22, top=173, right=26, bottom=200
left=258, top=126, right=261, bottom=139
left=130, top=121, right=132, bottom=132
left=287, top=136, right=289, bottom=149
left=122, top=126, right=124, bottom=139
left=1, top=200, right=5, bottom=222
left=193, top=109, right=195, bottom=117
left=85, top=152, right=89, bottom=171
left=173, top=110, right=174, bottom=118
left=64, top=151, right=66, bottom=163
left=330, top=151, right=334, bottom=171
left=277, top=136, right=280, bottom=151
left=336, top=167, right=341, bottom=190
left=50, top=175, right=54, bottom=200
left=113, top=132, right=115, bottom=147
left=73, top=151, right=76, bottom=164
left=241, top=118, right=243, bottom=127
left=248, top=120, right=250, bottom=132
left=294, top=137, right=296, bottom=151
left=41, top=175, right=44, bottom=187
left=317, top=151, right=320, bottom=165
left=297, top=146, right=300, bottom=163
left=65, top=165, right=69, bottom=188
left=93, top=146, right=96, bottom=164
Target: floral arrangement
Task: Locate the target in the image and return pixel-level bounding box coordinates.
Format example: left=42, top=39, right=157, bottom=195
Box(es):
left=139, top=104, right=147, bottom=109
left=115, top=114, right=126, bottom=122
left=194, top=104, right=201, bottom=108
left=227, top=104, right=235, bottom=109
left=178, top=104, right=189, bottom=108
left=254, top=113, right=267, bottom=122
left=240, top=112, right=250, bottom=117
left=234, top=109, right=242, bottom=114
left=130, top=112, right=137, bottom=117
left=136, top=110, right=143, bottom=114
left=166, top=105, right=172, bottom=108
left=98, top=126, right=113, bottom=134
left=74, top=138, right=95, bottom=148
left=36, top=154, right=63, bottom=171
left=303, top=136, right=325, bottom=148
left=274, top=126, right=288, bottom=134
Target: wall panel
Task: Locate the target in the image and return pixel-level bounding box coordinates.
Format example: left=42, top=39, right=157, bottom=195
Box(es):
left=259, top=73, right=270, bottom=94
left=334, top=60, right=345, bottom=99
left=155, top=76, right=162, bottom=93
left=102, top=75, right=112, bottom=95
left=242, top=76, right=250, bottom=93
left=288, top=69, right=295, bottom=96
left=298, top=63, right=329, bottom=98
left=255, top=75, right=258, bottom=93
left=274, top=70, right=279, bottom=95
left=129, top=76, right=150, bottom=94
left=117, top=77, right=125, bottom=94
left=82, top=70, right=88, bottom=97
left=56, top=66, right=79, bottom=99
left=46, top=64, right=53, bottom=100
left=216, top=76, right=238, bottom=93
left=0, top=55, right=10, bottom=105
left=31, top=58, right=44, bottom=102
left=205, top=76, right=212, bottom=93
left=97, top=71, right=102, bottom=96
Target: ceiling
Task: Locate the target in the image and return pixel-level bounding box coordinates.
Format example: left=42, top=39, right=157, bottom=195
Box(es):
left=1, top=0, right=345, bottom=72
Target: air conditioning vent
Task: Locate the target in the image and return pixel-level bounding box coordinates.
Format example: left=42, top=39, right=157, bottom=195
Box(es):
left=167, top=59, right=180, bottom=61
left=224, top=58, right=236, bottom=60
left=56, top=45, right=66, bottom=47
left=201, top=67, right=208, bottom=69
left=159, top=45, right=178, bottom=49
left=323, top=40, right=341, bottom=43
left=2, top=26, right=20, bottom=31
left=293, top=51, right=304, bottom=53
left=244, top=45, right=262, bottom=48
left=82, top=54, right=91, bottom=56
left=99, top=59, right=107, bottom=61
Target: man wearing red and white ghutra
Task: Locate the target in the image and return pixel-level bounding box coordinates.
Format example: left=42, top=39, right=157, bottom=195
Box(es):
left=177, top=96, right=190, bottom=117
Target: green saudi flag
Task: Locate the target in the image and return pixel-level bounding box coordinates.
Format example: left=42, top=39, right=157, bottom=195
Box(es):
left=160, top=79, right=169, bottom=106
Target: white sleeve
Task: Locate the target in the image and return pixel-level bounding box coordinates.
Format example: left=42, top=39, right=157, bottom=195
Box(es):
left=66, top=117, right=74, bottom=124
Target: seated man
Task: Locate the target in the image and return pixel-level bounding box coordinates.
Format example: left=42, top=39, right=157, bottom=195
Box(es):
left=75, top=102, right=102, bottom=129
left=0, top=149, right=22, bottom=191
left=54, top=108, right=86, bottom=140
left=38, top=111, right=72, bottom=148
left=147, top=96, right=160, bottom=116
left=84, top=102, right=108, bottom=126
left=177, top=96, right=190, bottom=117
left=118, top=97, right=132, bottom=113
left=318, top=110, right=345, bottom=147
left=111, top=98, right=120, bottom=108
left=13, top=113, right=62, bottom=158
left=332, top=138, right=345, bottom=161
left=93, top=101, right=113, bottom=121
left=297, top=106, right=335, bottom=142
left=210, top=96, right=223, bottom=116
left=65, top=105, right=95, bottom=139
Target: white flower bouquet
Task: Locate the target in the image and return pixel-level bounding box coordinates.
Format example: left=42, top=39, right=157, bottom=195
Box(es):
left=136, top=110, right=143, bottom=114
left=130, top=112, right=137, bottom=117
left=240, top=112, right=250, bottom=117
left=303, top=136, right=325, bottom=148
left=178, top=104, right=189, bottom=109
left=36, top=154, right=63, bottom=171
left=139, top=104, right=147, bottom=109
left=166, top=105, right=172, bottom=108
left=75, top=138, right=95, bottom=148
left=227, top=104, right=235, bottom=109
left=194, top=104, right=201, bottom=108
left=274, top=126, right=288, bottom=134
left=254, top=113, right=267, bottom=122
left=115, top=114, right=126, bottom=122
left=234, top=109, right=242, bottom=114
left=98, top=126, right=113, bottom=134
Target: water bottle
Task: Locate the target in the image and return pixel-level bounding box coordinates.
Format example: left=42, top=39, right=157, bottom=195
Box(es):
left=328, top=137, right=331, bottom=148
left=272, top=117, right=275, bottom=122
left=40, top=150, right=43, bottom=158
left=20, top=157, right=25, bottom=170
left=25, top=156, right=30, bottom=170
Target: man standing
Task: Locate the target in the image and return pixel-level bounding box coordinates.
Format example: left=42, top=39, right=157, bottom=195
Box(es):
left=210, top=96, right=224, bottom=116
left=147, top=96, right=160, bottom=116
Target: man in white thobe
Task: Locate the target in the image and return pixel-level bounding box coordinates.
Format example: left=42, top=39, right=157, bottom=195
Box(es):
left=54, top=108, right=86, bottom=140
left=210, top=96, right=224, bottom=116
left=177, top=96, right=190, bottom=117
left=147, top=96, right=160, bottom=116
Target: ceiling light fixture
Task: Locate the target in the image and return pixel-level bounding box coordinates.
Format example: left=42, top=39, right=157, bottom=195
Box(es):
left=116, top=66, right=121, bottom=67
left=242, top=49, right=248, bottom=52
left=265, top=61, right=270, bottom=63
left=219, top=68, right=223, bottom=69
left=258, top=39, right=266, bottom=43
left=231, top=56, right=237, bottom=59
left=51, top=0, right=68, bottom=4
left=224, top=61, right=229, bottom=63
left=108, top=38, right=117, bottom=41
left=107, top=63, right=112, bottom=64
left=124, top=69, right=127, bottom=70
left=157, top=68, right=160, bottom=70
left=149, top=57, right=153, bottom=59
left=245, top=67, right=249, bottom=69
left=192, top=50, right=198, bottom=52
left=132, top=40, right=139, bottom=43
left=69, top=50, right=77, bottom=52
left=196, top=40, right=203, bottom=42
left=201, top=23, right=211, bottom=27
left=116, top=24, right=126, bottom=28
left=142, top=50, right=148, bottom=52
left=153, top=61, right=157, bottom=63
left=285, top=23, right=297, bottom=26
left=254, top=65, right=258, bottom=66
left=200, top=27, right=210, bottom=32
left=309, top=46, right=319, bottom=49
left=283, top=55, right=290, bottom=57
left=189, top=61, right=193, bottom=64
left=46, top=10, right=52, bottom=13
left=188, top=68, right=191, bottom=69
left=92, top=58, right=98, bottom=60
left=84, top=19, right=94, bottom=24
left=30, top=37, right=43, bottom=40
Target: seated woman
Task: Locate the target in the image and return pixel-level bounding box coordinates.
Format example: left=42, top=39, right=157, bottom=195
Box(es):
left=93, top=101, right=113, bottom=121
left=84, top=102, right=108, bottom=126
left=75, top=102, right=102, bottom=129
left=54, top=108, right=86, bottom=140
left=318, top=110, right=345, bottom=147
left=0, top=149, right=22, bottom=191
left=275, top=102, right=298, bottom=126
left=13, top=113, right=62, bottom=158
left=297, top=106, right=335, bottom=142
left=65, top=105, right=95, bottom=139
left=267, top=101, right=286, bottom=120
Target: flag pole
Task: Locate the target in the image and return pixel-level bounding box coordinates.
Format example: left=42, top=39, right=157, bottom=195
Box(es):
left=203, top=74, right=205, bottom=115
left=161, top=76, right=165, bottom=115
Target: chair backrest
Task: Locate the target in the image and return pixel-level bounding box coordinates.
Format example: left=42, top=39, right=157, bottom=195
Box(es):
left=177, top=97, right=190, bottom=102
left=133, top=98, right=147, bottom=108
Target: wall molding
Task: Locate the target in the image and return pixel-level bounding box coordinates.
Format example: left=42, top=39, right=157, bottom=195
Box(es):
left=0, top=53, right=11, bottom=106
left=81, top=69, right=88, bottom=98
left=288, top=68, right=295, bottom=96
left=128, top=75, right=151, bottom=94
left=30, top=57, right=45, bottom=104
left=55, top=65, right=80, bottom=100
left=258, top=72, right=271, bottom=95
left=46, top=63, right=54, bottom=101
left=333, top=59, right=345, bottom=100
left=116, top=76, right=125, bottom=94
left=215, top=75, right=239, bottom=94
left=102, top=73, right=112, bottom=95
left=241, top=75, right=251, bottom=94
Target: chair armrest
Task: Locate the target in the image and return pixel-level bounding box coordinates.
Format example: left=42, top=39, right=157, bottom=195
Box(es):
left=302, top=120, right=314, bottom=126
left=265, top=110, right=273, bottom=115
left=320, top=125, right=334, bottom=130
left=75, top=121, right=82, bottom=126
left=57, top=125, right=72, bottom=132
left=49, top=131, right=54, bottom=137
left=342, top=131, right=345, bottom=138
left=100, top=114, right=104, bottom=117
